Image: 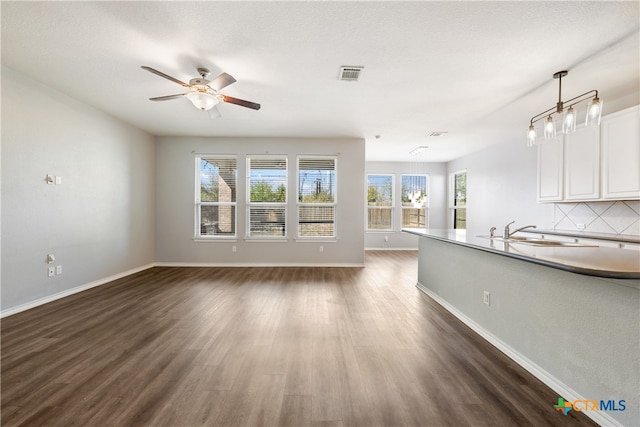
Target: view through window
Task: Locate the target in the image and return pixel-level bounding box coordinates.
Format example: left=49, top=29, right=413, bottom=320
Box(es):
left=196, top=156, right=237, bottom=238
left=452, top=170, right=467, bottom=229
left=247, top=156, right=287, bottom=237
left=298, top=157, right=337, bottom=238
left=367, top=174, right=393, bottom=230
left=401, top=174, right=428, bottom=228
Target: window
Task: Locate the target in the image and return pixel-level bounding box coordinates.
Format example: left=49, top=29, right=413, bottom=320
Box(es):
left=401, top=174, right=428, bottom=228
left=367, top=174, right=394, bottom=230
left=247, top=156, right=287, bottom=238
left=451, top=170, right=467, bottom=229
left=196, top=156, right=237, bottom=238
left=298, top=157, right=337, bottom=238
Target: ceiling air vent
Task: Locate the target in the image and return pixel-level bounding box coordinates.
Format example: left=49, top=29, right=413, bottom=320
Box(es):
left=339, top=66, right=364, bottom=81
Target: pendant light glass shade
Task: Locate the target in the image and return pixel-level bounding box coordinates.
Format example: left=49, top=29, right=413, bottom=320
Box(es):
left=585, top=97, right=602, bottom=126
left=544, top=115, right=557, bottom=140
left=562, top=105, right=577, bottom=134
left=527, top=124, right=537, bottom=147
left=187, top=92, right=219, bottom=111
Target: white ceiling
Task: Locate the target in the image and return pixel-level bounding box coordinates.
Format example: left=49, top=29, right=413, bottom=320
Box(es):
left=2, top=1, right=639, bottom=162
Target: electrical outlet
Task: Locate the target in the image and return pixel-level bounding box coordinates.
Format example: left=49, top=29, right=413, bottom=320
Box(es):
left=232, top=245, right=236, bottom=253
left=384, top=235, right=389, bottom=242
left=56, top=265, right=63, bottom=275
left=576, top=223, right=585, bottom=230
left=48, top=266, right=55, bottom=278
left=319, top=246, right=324, bottom=253
left=483, top=291, right=491, bottom=306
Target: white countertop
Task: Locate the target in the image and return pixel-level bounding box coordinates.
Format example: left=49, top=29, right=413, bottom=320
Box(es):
left=403, top=228, right=640, bottom=279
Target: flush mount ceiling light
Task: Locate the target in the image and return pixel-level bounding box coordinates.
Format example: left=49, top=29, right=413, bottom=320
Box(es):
left=410, top=146, right=429, bottom=156
left=527, top=70, right=602, bottom=147
left=428, top=131, right=448, bottom=137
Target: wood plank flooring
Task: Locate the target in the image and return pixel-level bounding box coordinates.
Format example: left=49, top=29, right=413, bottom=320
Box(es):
left=2, top=251, right=596, bottom=426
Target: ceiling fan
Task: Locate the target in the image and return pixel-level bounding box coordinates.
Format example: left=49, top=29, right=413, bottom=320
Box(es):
left=141, top=66, right=260, bottom=117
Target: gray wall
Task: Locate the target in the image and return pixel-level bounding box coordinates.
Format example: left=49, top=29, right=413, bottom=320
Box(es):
left=446, top=97, right=640, bottom=236
left=446, top=139, right=553, bottom=233
left=155, top=136, right=365, bottom=266
left=365, top=161, right=447, bottom=249
left=1, top=66, right=156, bottom=312
left=417, top=237, right=639, bottom=427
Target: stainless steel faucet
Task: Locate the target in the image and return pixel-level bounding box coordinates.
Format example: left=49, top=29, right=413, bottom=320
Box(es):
left=504, top=221, right=537, bottom=239
left=503, top=221, right=516, bottom=239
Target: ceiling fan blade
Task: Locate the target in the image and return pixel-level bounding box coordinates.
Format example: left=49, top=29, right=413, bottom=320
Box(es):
left=207, top=105, right=222, bottom=119
left=149, top=94, right=187, bottom=101
left=208, top=72, right=237, bottom=91
left=221, top=95, right=261, bottom=110
left=141, top=66, right=189, bottom=87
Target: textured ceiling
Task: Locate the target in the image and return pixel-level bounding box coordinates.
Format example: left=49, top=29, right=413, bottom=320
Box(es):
left=2, top=1, right=639, bottom=161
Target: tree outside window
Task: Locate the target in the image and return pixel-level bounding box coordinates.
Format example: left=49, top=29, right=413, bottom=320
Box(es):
left=367, top=174, right=394, bottom=230
left=196, top=156, right=237, bottom=238
left=452, top=170, right=467, bottom=229
left=401, top=175, right=428, bottom=228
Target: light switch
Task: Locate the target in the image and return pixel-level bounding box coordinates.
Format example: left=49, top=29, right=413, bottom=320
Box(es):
left=55, top=176, right=62, bottom=185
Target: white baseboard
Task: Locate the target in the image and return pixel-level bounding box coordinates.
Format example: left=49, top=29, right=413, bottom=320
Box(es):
left=1, top=264, right=154, bottom=318
left=154, top=262, right=365, bottom=268
left=365, top=247, right=418, bottom=251
left=416, top=282, right=621, bottom=427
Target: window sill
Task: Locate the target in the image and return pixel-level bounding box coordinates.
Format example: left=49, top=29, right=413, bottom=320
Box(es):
left=295, top=238, right=338, bottom=243
left=244, top=238, right=289, bottom=243
left=193, top=237, right=238, bottom=242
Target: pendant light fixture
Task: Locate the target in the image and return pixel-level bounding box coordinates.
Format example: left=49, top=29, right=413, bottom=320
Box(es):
left=526, top=71, right=602, bottom=146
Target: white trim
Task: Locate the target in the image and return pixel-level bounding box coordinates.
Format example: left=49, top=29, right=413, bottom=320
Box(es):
left=0, top=264, right=155, bottom=318
left=365, top=247, right=418, bottom=251
left=154, top=262, right=364, bottom=268
left=415, top=282, right=623, bottom=427
left=193, top=238, right=238, bottom=243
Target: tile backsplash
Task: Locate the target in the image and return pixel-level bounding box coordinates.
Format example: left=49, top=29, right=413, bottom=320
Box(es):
left=554, top=201, right=640, bottom=236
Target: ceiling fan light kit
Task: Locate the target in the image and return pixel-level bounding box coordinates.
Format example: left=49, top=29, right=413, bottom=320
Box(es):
left=526, top=70, right=602, bottom=147
left=141, top=65, right=260, bottom=115
left=187, top=91, right=219, bottom=111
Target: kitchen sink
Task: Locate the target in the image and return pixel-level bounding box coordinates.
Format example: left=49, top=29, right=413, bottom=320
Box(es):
left=477, top=235, right=598, bottom=247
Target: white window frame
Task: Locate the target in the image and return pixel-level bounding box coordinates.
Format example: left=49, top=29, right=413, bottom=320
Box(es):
left=194, top=155, right=238, bottom=240
left=366, top=174, right=395, bottom=231
left=246, top=155, right=288, bottom=240
left=450, top=169, right=467, bottom=230
left=297, top=156, right=338, bottom=240
left=401, top=174, right=429, bottom=229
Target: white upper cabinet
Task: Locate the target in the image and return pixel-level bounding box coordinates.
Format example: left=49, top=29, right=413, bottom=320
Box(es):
left=601, top=106, right=640, bottom=200
left=564, top=125, right=600, bottom=200
left=537, top=105, right=639, bottom=202
left=537, top=139, right=564, bottom=202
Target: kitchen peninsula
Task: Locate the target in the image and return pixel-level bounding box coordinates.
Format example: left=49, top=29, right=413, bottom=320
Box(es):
left=404, top=228, right=639, bottom=427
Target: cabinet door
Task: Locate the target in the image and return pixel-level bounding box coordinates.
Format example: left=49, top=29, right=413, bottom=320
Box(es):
left=537, top=139, right=563, bottom=202
left=601, top=106, right=640, bottom=200
left=564, top=125, right=600, bottom=201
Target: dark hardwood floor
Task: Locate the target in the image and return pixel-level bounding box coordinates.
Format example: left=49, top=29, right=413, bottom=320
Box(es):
left=2, top=251, right=596, bottom=426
